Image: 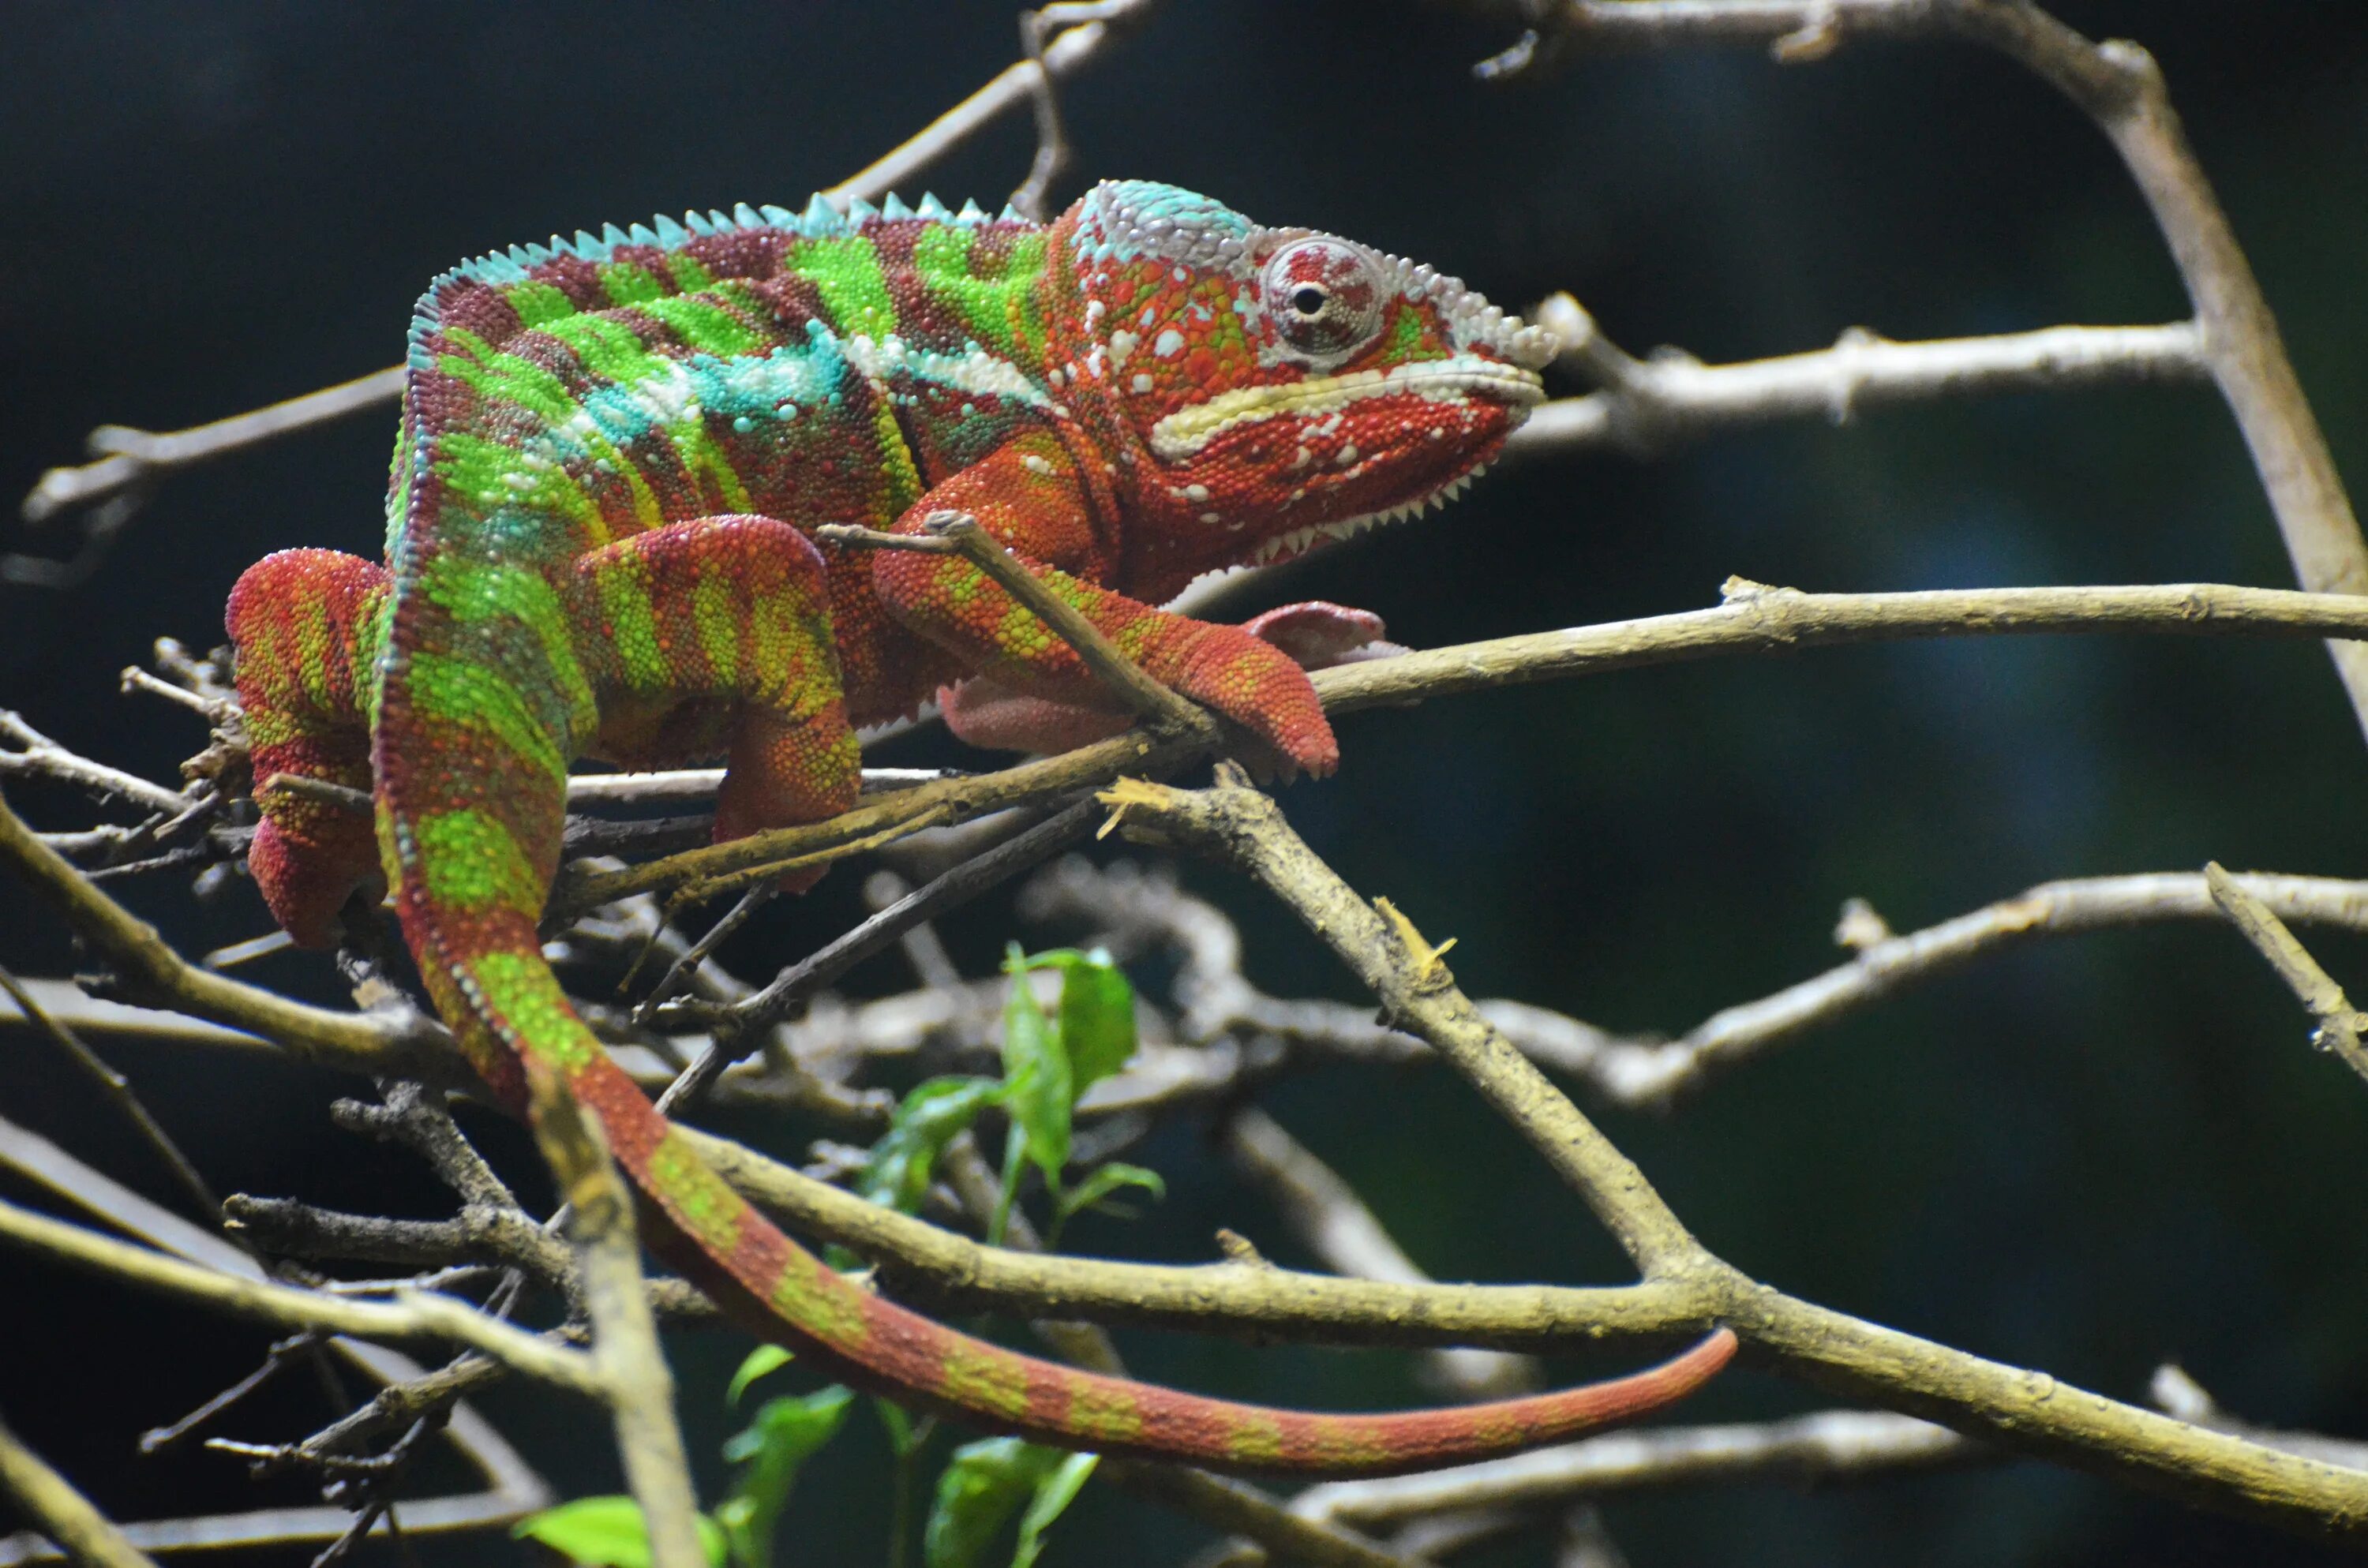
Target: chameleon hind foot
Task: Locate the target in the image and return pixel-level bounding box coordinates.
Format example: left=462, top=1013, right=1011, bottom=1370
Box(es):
left=225, top=548, right=390, bottom=947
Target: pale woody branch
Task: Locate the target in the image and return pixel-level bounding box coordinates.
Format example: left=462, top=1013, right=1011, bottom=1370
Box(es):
left=1519, top=0, right=2368, bottom=739
left=1096, top=771, right=2368, bottom=1544
left=0, top=1413, right=160, bottom=1568
left=0, top=1194, right=600, bottom=1395
left=1220, top=1107, right=1542, bottom=1399
left=521, top=1062, right=706, bottom=1568
left=1291, top=1408, right=1975, bottom=1533
left=2204, top=863, right=2368, bottom=1089
left=1512, top=869, right=2368, bottom=1107
left=1510, top=312, right=2205, bottom=458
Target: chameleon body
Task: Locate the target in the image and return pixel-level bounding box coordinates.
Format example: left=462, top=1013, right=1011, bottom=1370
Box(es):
left=225, top=182, right=1733, bottom=1476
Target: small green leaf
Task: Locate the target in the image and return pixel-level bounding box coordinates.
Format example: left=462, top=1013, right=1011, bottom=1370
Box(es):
left=1012, top=1453, right=1098, bottom=1568
left=999, top=945, right=1072, bottom=1192
left=1051, top=1162, right=1163, bottom=1233
left=1027, top=949, right=1137, bottom=1095
left=924, top=1438, right=1096, bottom=1568
left=725, top=1345, right=792, bottom=1409
left=859, top=1075, right=1003, bottom=1216
left=719, top=1384, right=853, bottom=1568
left=513, top=1497, right=727, bottom=1568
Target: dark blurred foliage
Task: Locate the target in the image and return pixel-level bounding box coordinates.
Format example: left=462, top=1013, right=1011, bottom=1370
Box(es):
left=5, top=2, right=2368, bottom=1564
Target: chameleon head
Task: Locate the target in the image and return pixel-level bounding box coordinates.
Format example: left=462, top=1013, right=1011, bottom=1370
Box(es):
left=1052, top=180, right=1556, bottom=577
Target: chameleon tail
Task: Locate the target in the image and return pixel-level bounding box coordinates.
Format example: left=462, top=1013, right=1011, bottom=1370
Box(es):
left=371, top=526, right=1732, bottom=1477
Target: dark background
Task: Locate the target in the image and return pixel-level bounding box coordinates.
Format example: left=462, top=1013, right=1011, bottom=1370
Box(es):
left=6, top=2, right=2368, bottom=1563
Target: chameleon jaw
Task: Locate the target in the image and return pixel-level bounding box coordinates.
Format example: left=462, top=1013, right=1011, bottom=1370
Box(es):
left=1148, top=356, right=1546, bottom=463
left=1248, top=463, right=1493, bottom=565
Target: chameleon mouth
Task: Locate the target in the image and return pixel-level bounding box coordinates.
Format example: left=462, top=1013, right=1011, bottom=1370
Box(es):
left=1249, top=463, right=1493, bottom=565
left=1148, top=357, right=1545, bottom=462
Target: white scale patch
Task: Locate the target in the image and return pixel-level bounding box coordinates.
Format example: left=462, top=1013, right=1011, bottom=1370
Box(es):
left=839, top=333, right=1055, bottom=413
left=1147, top=355, right=1543, bottom=462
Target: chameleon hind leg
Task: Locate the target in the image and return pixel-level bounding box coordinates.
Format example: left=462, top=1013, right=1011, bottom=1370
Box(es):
left=574, top=516, right=860, bottom=887
left=224, top=548, right=391, bottom=947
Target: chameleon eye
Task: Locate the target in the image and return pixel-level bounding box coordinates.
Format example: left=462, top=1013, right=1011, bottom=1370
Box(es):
left=1263, top=239, right=1382, bottom=362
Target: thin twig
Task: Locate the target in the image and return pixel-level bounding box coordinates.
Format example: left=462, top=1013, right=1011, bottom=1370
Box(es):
left=0, top=787, right=447, bottom=1081
left=0, top=1196, right=599, bottom=1394
left=2204, top=862, right=2368, bottom=1087
left=0, top=713, right=189, bottom=817
left=822, top=514, right=1213, bottom=735
left=1291, top=1409, right=1979, bottom=1530
left=16, top=2, right=1160, bottom=536
left=654, top=799, right=1098, bottom=1115
left=0, top=963, right=227, bottom=1229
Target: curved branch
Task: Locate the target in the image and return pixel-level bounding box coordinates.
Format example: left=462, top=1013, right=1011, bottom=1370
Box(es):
left=1097, top=771, right=2368, bottom=1543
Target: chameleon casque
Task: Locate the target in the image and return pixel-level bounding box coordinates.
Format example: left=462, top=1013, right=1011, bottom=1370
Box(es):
left=223, top=181, right=1735, bottom=1475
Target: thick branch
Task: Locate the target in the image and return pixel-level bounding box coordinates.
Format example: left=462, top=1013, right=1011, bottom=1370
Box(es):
left=1313, top=579, right=2368, bottom=717
left=1223, top=1108, right=1540, bottom=1398
left=676, top=1125, right=1688, bottom=1349
left=523, top=1061, right=704, bottom=1568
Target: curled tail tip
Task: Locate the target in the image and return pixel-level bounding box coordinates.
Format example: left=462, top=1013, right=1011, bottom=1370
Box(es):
left=1676, top=1324, right=1740, bottom=1390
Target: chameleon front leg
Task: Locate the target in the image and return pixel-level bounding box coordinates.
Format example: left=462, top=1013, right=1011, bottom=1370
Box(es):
left=572, top=516, right=862, bottom=877
left=224, top=548, right=391, bottom=946
left=940, top=601, right=1405, bottom=757
left=870, top=436, right=1340, bottom=775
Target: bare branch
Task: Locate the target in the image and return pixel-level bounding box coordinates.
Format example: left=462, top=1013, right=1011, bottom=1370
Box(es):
left=17, top=368, right=408, bottom=528
left=1526, top=0, right=2368, bottom=740
left=0, top=963, right=227, bottom=1230
left=2205, top=862, right=2368, bottom=1088
left=1293, top=1408, right=1978, bottom=1529
left=0, top=1195, right=598, bottom=1394
left=0, top=712, right=189, bottom=818
left=1093, top=768, right=2368, bottom=1542
left=825, top=0, right=1158, bottom=209
left=1313, top=579, right=2368, bottom=718
left=1509, top=312, right=2205, bottom=458
left=13, top=2, right=1158, bottom=541
left=0, top=1413, right=159, bottom=1568
left=1222, top=1108, right=1540, bottom=1399
left=1501, top=869, right=2368, bottom=1107
left=0, top=787, right=448, bottom=1081
left=520, top=1058, right=706, bottom=1568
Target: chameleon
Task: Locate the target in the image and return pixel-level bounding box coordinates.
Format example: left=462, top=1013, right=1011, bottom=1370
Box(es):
left=223, top=180, right=1735, bottom=1476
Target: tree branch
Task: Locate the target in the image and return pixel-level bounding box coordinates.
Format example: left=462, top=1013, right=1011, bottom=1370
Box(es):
left=1528, top=0, right=2368, bottom=740
left=1508, top=314, right=2205, bottom=459
left=2205, top=862, right=2368, bottom=1088
left=1094, top=769, right=2368, bottom=1542
left=0, top=1414, right=159, bottom=1568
